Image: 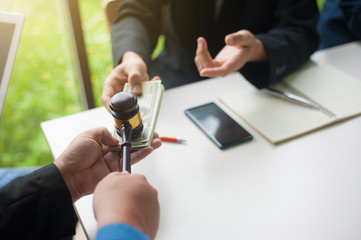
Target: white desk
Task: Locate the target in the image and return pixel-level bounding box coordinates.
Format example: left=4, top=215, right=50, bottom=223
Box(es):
left=41, top=41, right=361, bottom=240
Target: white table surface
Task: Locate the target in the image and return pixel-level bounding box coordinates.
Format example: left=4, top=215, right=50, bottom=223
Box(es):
left=41, top=41, right=361, bottom=240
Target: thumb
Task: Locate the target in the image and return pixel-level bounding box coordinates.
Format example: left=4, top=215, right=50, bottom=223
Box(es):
left=225, top=30, right=253, bottom=47
left=94, top=127, right=119, bottom=147
left=128, top=71, right=144, bottom=95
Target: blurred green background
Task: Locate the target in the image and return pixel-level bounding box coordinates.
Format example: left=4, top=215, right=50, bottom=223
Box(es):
left=0, top=0, right=325, bottom=167
left=0, top=0, right=112, bottom=167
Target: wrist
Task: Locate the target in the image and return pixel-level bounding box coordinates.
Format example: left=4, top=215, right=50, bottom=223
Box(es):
left=251, top=39, right=268, bottom=62
left=54, top=159, right=81, bottom=203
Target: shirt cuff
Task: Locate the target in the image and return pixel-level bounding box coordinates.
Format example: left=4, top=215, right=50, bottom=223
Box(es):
left=96, top=223, right=150, bottom=240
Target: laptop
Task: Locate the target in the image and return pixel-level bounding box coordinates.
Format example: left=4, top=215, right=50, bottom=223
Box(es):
left=0, top=11, right=35, bottom=188
left=0, top=11, right=24, bottom=118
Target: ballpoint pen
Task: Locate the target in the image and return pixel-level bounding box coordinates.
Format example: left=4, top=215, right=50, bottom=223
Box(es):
left=160, top=136, right=186, bottom=143
left=262, top=87, right=319, bottom=109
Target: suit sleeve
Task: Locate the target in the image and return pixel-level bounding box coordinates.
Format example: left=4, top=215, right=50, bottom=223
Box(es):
left=339, top=0, right=361, bottom=39
left=110, top=0, right=166, bottom=66
left=242, top=0, right=319, bottom=88
left=0, top=163, right=77, bottom=240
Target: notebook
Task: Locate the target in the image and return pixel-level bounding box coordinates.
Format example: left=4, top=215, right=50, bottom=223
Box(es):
left=219, top=62, right=361, bottom=144
left=0, top=11, right=24, bottom=118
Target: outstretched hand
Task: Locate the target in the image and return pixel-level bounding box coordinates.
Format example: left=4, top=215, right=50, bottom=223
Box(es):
left=194, top=30, right=268, bottom=78
left=54, top=127, right=162, bottom=203
left=101, top=51, right=151, bottom=112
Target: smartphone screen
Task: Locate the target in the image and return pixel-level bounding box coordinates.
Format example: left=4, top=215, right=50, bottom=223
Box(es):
left=185, top=102, right=252, bottom=149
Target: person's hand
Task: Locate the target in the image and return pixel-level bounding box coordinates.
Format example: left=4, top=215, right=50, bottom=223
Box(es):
left=194, top=30, right=268, bottom=78
left=93, top=172, right=160, bottom=239
left=101, top=51, right=149, bottom=112
left=54, top=127, right=162, bottom=203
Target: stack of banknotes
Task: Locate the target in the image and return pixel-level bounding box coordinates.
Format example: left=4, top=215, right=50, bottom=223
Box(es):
left=110, top=80, right=164, bottom=151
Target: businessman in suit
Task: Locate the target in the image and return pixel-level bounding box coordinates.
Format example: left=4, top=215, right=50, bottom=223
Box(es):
left=102, top=0, right=319, bottom=108
left=0, top=127, right=161, bottom=240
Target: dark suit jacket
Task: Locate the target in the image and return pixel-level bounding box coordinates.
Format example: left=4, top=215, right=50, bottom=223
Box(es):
left=111, top=0, right=319, bottom=89
left=0, top=164, right=77, bottom=240
left=317, top=0, right=361, bottom=50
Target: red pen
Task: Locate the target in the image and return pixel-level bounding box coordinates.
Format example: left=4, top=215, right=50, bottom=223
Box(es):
left=160, top=136, right=186, bottom=143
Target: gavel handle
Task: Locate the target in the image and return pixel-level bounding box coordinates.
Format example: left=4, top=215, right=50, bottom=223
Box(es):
left=121, top=122, right=132, bottom=173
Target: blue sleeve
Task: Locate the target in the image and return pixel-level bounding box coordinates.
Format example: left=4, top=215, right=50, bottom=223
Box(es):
left=96, top=223, right=150, bottom=240
left=339, top=0, right=361, bottom=39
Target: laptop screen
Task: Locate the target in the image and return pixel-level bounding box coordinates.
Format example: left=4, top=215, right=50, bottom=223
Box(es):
left=0, top=22, right=16, bottom=84
left=0, top=11, right=24, bottom=118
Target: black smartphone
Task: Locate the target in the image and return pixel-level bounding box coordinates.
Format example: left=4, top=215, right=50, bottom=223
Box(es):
left=185, top=102, right=253, bottom=149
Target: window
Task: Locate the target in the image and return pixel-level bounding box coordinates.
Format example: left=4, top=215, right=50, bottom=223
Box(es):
left=0, top=0, right=84, bottom=166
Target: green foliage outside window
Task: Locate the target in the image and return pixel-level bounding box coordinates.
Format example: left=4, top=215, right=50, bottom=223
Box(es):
left=0, top=0, right=111, bottom=167
left=317, top=0, right=326, bottom=10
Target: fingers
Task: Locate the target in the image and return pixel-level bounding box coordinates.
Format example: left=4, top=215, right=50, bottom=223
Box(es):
left=88, top=127, right=119, bottom=147
left=127, top=69, right=147, bottom=95
left=153, top=132, right=159, bottom=138
left=101, top=65, right=128, bottom=112
left=226, top=30, right=268, bottom=62
left=130, top=133, right=162, bottom=165
left=101, top=51, right=149, bottom=112
left=199, top=45, right=239, bottom=77
left=151, top=132, right=162, bottom=150
left=105, top=145, right=155, bottom=172
left=194, top=37, right=215, bottom=73
left=103, top=151, right=121, bottom=172
left=130, top=146, right=154, bottom=165
left=103, top=131, right=162, bottom=171
left=122, top=51, right=149, bottom=95
left=151, top=76, right=161, bottom=81
left=200, top=65, right=231, bottom=78
left=225, top=30, right=254, bottom=47
left=101, top=95, right=112, bottom=113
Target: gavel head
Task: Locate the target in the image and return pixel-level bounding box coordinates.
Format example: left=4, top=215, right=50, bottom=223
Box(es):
left=109, top=92, right=143, bottom=139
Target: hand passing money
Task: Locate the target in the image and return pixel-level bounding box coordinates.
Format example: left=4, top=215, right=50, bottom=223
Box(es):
left=110, top=80, right=164, bottom=151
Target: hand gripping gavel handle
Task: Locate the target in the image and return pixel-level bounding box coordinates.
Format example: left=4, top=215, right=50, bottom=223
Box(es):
left=121, top=122, right=132, bottom=173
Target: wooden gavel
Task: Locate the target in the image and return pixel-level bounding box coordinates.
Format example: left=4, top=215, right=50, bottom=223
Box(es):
left=109, top=92, right=143, bottom=173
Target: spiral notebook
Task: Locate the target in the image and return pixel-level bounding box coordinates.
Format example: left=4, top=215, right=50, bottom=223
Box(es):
left=219, top=63, right=361, bottom=144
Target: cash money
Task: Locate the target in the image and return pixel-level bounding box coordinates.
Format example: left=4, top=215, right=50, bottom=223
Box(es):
left=110, top=80, right=164, bottom=151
